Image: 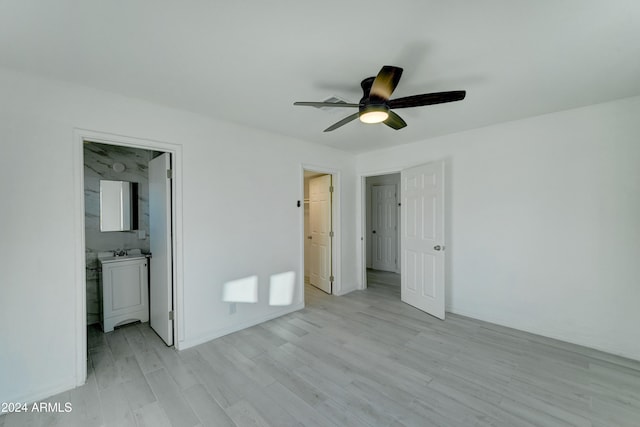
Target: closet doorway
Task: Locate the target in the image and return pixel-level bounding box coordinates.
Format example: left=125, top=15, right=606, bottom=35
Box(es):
left=303, top=170, right=333, bottom=294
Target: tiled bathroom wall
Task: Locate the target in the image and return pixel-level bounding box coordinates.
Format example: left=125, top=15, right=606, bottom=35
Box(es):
left=84, top=141, right=155, bottom=325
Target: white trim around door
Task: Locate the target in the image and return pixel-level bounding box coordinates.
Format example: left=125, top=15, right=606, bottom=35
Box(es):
left=73, top=128, right=184, bottom=388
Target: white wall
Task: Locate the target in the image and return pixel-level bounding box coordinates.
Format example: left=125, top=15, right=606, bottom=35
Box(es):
left=356, top=96, right=640, bottom=361
left=0, top=66, right=357, bottom=404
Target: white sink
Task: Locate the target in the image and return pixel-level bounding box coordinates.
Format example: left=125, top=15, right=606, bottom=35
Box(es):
left=99, top=254, right=149, bottom=263
left=97, top=249, right=150, bottom=263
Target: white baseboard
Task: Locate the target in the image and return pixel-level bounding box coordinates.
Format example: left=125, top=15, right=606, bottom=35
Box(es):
left=333, top=286, right=357, bottom=296
left=178, top=303, right=304, bottom=350
left=2, top=376, right=77, bottom=407
left=447, top=305, right=640, bottom=362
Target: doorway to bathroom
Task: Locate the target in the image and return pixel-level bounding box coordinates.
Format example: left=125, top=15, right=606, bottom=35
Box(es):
left=75, top=129, right=183, bottom=386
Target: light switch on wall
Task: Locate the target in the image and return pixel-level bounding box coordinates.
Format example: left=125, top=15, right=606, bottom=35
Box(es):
left=138, top=230, right=146, bottom=239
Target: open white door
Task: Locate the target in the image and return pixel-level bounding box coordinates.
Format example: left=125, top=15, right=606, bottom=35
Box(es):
left=309, top=175, right=332, bottom=293
left=401, top=161, right=445, bottom=319
left=148, top=153, right=174, bottom=345
left=371, top=184, right=398, bottom=272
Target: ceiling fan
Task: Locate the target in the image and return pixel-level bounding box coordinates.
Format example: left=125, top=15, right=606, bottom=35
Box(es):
left=294, top=65, right=466, bottom=132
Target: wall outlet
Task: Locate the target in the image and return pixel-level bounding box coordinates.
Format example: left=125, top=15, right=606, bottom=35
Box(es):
left=229, top=303, right=236, bottom=315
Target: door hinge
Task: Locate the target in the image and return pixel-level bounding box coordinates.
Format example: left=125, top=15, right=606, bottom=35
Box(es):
left=167, top=169, right=173, bottom=179
left=169, top=310, right=174, bottom=321
left=329, top=275, right=334, bottom=282
left=329, top=231, right=334, bottom=237
left=329, top=185, right=334, bottom=193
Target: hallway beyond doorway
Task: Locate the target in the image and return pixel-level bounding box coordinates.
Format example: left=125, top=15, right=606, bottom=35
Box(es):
left=366, top=268, right=400, bottom=296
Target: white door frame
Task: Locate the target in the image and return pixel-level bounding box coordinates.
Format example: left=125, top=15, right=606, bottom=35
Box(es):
left=359, top=163, right=449, bottom=297
left=73, top=128, right=184, bottom=387
left=300, top=165, right=342, bottom=296
left=359, top=168, right=401, bottom=289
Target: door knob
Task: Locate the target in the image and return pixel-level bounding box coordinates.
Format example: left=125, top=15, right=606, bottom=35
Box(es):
left=433, top=245, right=442, bottom=251
left=372, top=230, right=376, bottom=234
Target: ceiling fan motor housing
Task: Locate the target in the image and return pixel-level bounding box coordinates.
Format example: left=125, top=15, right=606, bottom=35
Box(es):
left=359, top=76, right=389, bottom=122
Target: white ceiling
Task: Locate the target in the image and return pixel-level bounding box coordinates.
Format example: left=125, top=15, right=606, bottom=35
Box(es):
left=1, top=1, right=639, bottom=153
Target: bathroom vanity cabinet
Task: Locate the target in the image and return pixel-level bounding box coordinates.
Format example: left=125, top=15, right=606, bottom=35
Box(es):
left=99, top=256, right=149, bottom=332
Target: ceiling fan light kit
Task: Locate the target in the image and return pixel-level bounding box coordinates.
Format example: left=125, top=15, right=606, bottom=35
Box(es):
left=294, top=65, right=466, bottom=132
left=359, top=105, right=389, bottom=124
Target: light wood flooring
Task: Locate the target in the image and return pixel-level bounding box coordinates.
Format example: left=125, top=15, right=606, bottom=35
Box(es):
left=2, top=271, right=640, bottom=426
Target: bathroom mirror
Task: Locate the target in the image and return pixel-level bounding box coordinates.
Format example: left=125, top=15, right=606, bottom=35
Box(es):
left=100, top=180, right=139, bottom=232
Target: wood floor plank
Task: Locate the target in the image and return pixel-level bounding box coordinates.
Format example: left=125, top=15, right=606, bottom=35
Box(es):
left=133, top=401, right=172, bottom=427
left=150, top=344, right=199, bottom=391
left=253, top=351, right=328, bottom=408
left=498, top=397, right=580, bottom=427
left=226, top=400, right=272, bottom=427
left=258, top=319, right=304, bottom=342
left=183, top=384, right=236, bottom=427
left=121, top=376, right=157, bottom=411
left=338, top=379, right=405, bottom=426
left=314, top=398, right=375, bottom=427
left=106, top=328, right=135, bottom=360
left=270, top=316, right=309, bottom=337
left=145, top=368, right=200, bottom=427
left=195, top=344, right=266, bottom=403
left=89, top=345, right=120, bottom=390
left=263, top=381, right=336, bottom=427
left=181, top=349, right=242, bottom=409
left=239, top=385, right=301, bottom=427
left=98, top=382, right=138, bottom=427
left=65, top=368, right=103, bottom=426
left=206, top=337, right=276, bottom=388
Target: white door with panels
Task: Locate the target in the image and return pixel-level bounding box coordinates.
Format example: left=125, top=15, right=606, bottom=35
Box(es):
left=149, top=153, right=174, bottom=345
left=309, top=174, right=332, bottom=293
left=371, top=184, right=398, bottom=272
left=401, top=161, right=445, bottom=319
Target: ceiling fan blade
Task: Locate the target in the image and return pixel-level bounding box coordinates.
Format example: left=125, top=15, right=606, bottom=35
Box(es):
left=324, top=112, right=359, bottom=132
left=294, top=101, right=358, bottom=108
left=388, top=91, right=466, bottom=109
left=384, top=111, right=407, bottom=130
left=369, top=66, right=403, bottom=101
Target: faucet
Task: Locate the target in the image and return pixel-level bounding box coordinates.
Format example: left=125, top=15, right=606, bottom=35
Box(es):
left=114, top=249, right=127, bottom=257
